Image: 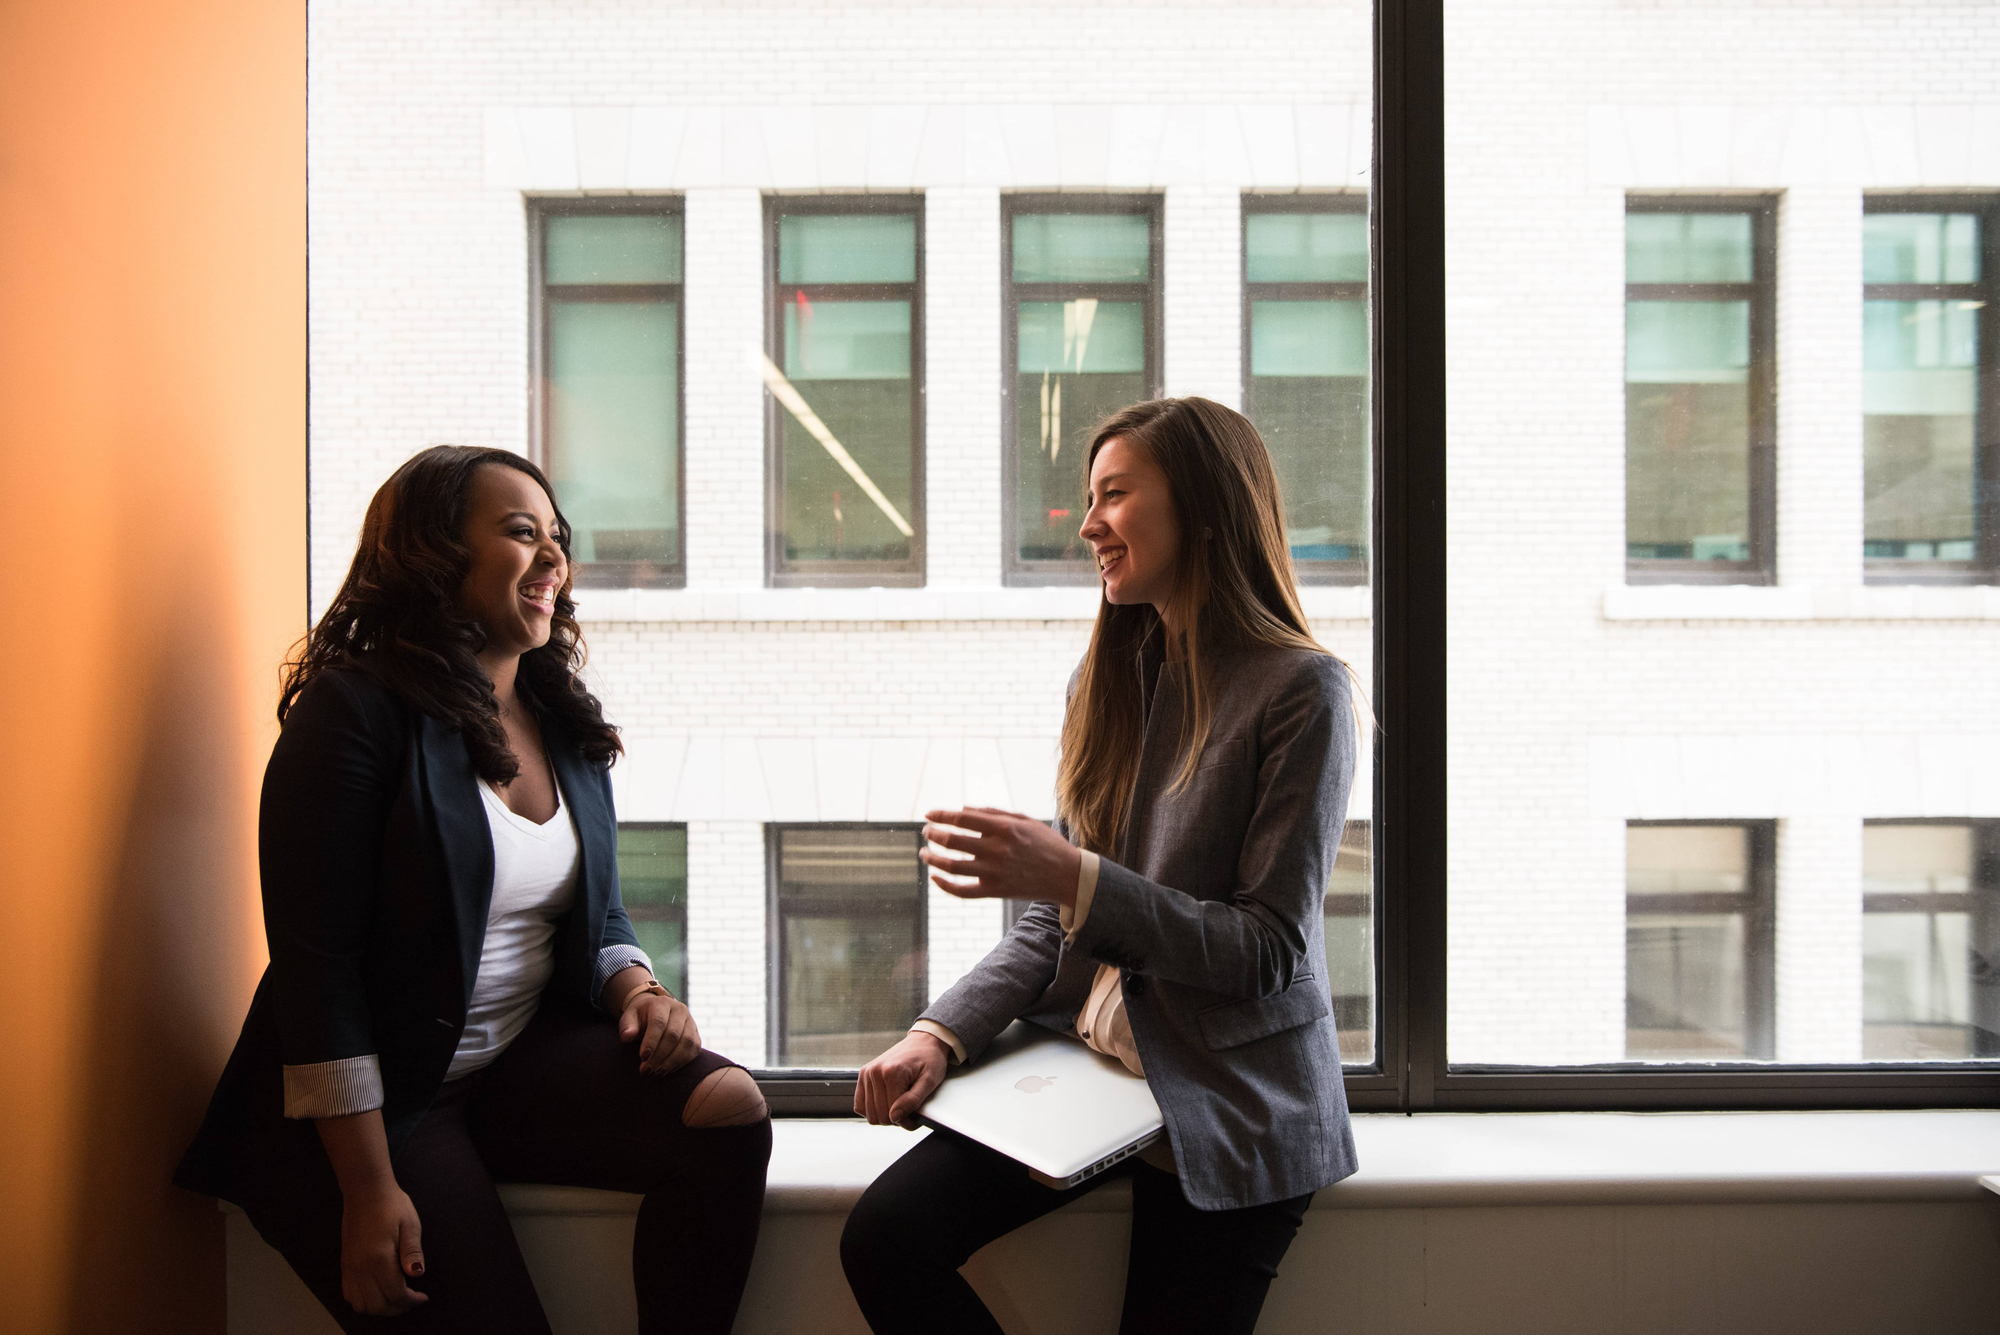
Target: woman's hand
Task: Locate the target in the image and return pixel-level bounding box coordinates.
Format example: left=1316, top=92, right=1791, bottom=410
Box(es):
left=920, top=807, right=1082, bottom=906
left=620, top=988, right=702, bottom=1075
left=856, top=1031, right=950, bottom=1130
left=338, top=1184, right=427, bottom=1317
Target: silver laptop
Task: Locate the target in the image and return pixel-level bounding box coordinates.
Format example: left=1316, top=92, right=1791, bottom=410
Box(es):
left=920, top=1020, right=1164, bottom=1189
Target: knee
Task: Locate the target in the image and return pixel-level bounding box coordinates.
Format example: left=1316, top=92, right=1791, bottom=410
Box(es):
left=682, top=1066, right=768, bottom=1129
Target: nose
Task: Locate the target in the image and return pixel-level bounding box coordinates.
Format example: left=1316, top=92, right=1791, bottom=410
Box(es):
left=1079, top=500, right=1107, bottom=544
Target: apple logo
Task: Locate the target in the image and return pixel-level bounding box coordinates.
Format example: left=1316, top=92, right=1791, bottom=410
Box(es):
left=1014, top=1076, right=1058, bottom=1094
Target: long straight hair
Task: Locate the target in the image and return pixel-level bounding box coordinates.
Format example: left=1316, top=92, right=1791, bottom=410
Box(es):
left=1056, top=397, right=1355, bottom=855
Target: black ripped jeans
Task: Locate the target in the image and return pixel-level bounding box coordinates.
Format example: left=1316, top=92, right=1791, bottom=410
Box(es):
left=840, top=1127, right=1313, bottom=1335
left=245, top=1008, right=771, bottom=1335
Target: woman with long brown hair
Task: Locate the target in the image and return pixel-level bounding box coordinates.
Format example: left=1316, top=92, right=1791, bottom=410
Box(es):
left=177, top=446, right=769, bottom=1334
left=841, top=397, right=1360, bottom=1335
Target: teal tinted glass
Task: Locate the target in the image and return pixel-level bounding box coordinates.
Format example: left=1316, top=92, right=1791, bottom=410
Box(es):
left=1245, top=212, right=1367, bottom=282
left=1016, top=299, right=1144, bottom=374
left=778, top=214, right=917, bottom=284
left=783, top=300, right=911, bottom=380
left=1012, top=213, right=1151, bottom=282
left=1251, top=300, right=1367, bottom=377
left=1626, top=213, right=1754, bottom=283
left=1626, top=301, right=1750, bottom=383
left=549, top=299, right=679, bottom=565
left=546, top=214, right=682, bottom=284
left=616, top=826, right=687, bottom=998
left=1864, top=213, right=1980, bottom=284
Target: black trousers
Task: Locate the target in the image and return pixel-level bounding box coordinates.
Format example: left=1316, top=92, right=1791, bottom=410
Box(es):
left=840, top=1128, right=1313, bottom=1335
left=244, top=1008, right=771, bottom=1335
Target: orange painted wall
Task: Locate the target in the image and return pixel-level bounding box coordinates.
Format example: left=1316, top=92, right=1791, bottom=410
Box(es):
left=0, top=1, right=303, bottom=1330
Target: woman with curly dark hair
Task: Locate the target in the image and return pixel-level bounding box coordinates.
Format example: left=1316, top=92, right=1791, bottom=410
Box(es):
left=177, top=446, right=770, bottom=1334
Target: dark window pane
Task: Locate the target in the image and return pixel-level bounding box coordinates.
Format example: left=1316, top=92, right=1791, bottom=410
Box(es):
left=1012, top=213, right=1150, bottom=282
left=549, top=298, right=680, bottom=568
left=1323, top=821, right=1373, bottom=1064
left=547, top=214, right=683, bottom=285
left=617, top=825, right=687, bottom=999
left=776, top=828, right=926, bottom=1067
left=1014, top=298, right=1146, bottom=563
left=778, top=298, right=915, bottom=562
left=1625, top=300, right=1751, bottom=561
left=1862, top=299, right=1980, bottom=560
left=1625, top=825, right=1762, bottom=1060
left=1862, top=824, right=1996, bottom=1060
left=1249, top=299, right=1369, bottom=564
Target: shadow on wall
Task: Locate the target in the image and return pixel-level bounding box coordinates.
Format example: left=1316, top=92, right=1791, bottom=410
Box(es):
left=63, top=633, right=254, bottom=1332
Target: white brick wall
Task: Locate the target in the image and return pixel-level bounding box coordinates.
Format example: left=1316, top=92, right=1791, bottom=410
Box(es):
left=309, top=0, right=1999, bottom=1072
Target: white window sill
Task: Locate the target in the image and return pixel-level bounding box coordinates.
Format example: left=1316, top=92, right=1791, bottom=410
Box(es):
left=472, top=1109, right=2000, bottom=1219
left=1605, top=584, right=2000, bottom=622
left=573, top=585, right=1371, bottom=624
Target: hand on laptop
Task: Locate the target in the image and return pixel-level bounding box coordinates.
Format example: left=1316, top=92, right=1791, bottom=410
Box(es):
left=856, top=1030, right=950, bottom=1130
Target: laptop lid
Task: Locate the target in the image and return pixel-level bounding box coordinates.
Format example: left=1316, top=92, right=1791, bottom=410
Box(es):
left=920, top=1021, right=1164, bottom=1189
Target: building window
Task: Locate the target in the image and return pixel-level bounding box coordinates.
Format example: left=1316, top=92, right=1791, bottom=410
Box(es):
left=769, top=825, right=927, bottom=1068
left=1863, top=822, right=2000, bottom=1059
left=1323, top=820, right=1374, bottom=1064
left=1242, top=196, right=1370, bottom=585
left=532, top=201, right=685, bottom=588
left=1624, top=199, right=1775, bottom=584
left=764, top=198, right=924, bottom=587
left=1625, top=822, right=1775, bottom=1061
left=1862, top=198, right=1997, bottom=582
left=616, top=823, right=688, bottom=999
left=1003, top=195, right=1162, bottom=585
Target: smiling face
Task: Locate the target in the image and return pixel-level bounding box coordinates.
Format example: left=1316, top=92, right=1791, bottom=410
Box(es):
left=1081, top=435, right=1183, bottom=611
left=457, top=463, right=568, bottom=661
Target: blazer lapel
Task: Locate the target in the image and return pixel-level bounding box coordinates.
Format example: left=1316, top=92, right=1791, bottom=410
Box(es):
left=548, top=726, right=612, bottom=967
left=417, top=714, right=495, bottom=1010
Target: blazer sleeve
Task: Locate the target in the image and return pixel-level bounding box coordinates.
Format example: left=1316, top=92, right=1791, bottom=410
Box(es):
left=1068, top=653, right=1355, bottom=999
left=591, top=778, right=651, bottom=1005
left=917, top=899, right=1068, bottom=1063
left=259, top=671, right=404, bottom=1117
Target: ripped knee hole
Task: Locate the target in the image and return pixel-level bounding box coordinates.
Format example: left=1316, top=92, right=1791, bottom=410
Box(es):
left=683, top=1066, right=768, bottom=1128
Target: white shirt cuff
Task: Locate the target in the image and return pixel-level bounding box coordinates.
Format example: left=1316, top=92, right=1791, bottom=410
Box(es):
left=1058, top=850, right=1101, bottom=943
left=283, top=1054, right=384, bottom=1119
left=594, top=944, right=656, bottom=1007
left=910, top=1019, right=967, bottom=1065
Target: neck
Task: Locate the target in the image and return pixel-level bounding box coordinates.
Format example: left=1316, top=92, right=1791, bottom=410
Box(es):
left=480, top=650, right=521, bottom=712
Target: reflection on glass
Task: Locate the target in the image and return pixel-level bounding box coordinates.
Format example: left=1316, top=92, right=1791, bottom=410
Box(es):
left=617, top=825, right=688, bottom=999
left=1625, top=824, right=1768, bottom=1060
left=1323, top=821, right=1373, bottom=1064
left=1862, top=823, right=1997, bottom=1059
left=1863, top=213, right=1982, bottom=562
left=775, top=212, right=918, bottom=567
left=776, top=827, right=926, bottom=1068
left=1626, top=212, right=1756, bottom=563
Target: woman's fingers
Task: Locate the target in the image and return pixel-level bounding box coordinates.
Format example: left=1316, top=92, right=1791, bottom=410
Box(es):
left=399, top=1210, right=425, bottom=1278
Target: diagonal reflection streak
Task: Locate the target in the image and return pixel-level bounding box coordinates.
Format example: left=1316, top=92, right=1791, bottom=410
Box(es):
left=757, top=351, right=915, bottom=538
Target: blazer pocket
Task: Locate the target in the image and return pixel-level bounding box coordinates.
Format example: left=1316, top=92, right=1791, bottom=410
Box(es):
left=1196, top=976, right=1330, bottom=1050
left=1195, top=734, right=1249, bottom=771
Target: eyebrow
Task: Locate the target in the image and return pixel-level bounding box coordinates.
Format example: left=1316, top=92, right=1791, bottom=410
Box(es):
left=1092, top=471, right=1132, bottom=487
left=497, top=510, right=545, bottom=526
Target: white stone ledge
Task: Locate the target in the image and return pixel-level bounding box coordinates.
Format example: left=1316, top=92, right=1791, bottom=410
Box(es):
left=576, top=584, right=1370, bottom=624
left=488, top=1109, right=2000, bottom=1219
left=1604, top=583, right=2000, bottom=622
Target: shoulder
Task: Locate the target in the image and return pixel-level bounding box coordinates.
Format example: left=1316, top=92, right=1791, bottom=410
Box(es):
left=1223, top=643, right=1350, bottom=705
left=281, top=663, right=410, bottom=747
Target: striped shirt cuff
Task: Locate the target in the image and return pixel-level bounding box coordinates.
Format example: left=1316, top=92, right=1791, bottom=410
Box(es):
left=594, top=943, right=655, bottom=1008
left=1058, top=850, right=1101, bottom=943
left=283, top=1054, right=384, bottom=1119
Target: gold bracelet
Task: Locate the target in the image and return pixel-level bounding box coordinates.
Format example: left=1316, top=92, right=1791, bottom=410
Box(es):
left=622, top=977, right=671, bottom=1009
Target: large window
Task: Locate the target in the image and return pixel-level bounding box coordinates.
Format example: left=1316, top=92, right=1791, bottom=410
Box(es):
left=1324, top=822, right=1375, bottom=1064
left=1623, top=199, right=1775, bottom=584
left=1003, top=196, right=1161, bottom=585
left=617, top=824, right=688, bottom=1000
left=1625, top=823, right=1774, bottom=1062
left=769, top=825, right=927, bottom=1069
left=533, top=201, right=684, bottom=588
left=1863, top=822, right=2000, bottom=1060
left=1243, top=197, right=1370, bottom=584
left=1862, top=198, right=1997, bottom=581
left=764, top=198, right=924, bottom=587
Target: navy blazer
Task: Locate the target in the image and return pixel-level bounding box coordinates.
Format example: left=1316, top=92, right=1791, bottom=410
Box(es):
left=175, top=664, right=640, bottom=1205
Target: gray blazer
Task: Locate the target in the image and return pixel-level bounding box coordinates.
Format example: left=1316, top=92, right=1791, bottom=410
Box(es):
left=921, top=636, right=1358, bottom=1210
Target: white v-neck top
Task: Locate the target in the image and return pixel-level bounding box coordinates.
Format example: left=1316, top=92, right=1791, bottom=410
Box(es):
left=446, top=778, right=582, bottom=1078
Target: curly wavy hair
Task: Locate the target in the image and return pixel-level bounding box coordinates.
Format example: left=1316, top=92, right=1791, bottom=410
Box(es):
left=280, top=445, right=621, bottom=781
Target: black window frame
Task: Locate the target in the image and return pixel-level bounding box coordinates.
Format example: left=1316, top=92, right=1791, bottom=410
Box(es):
left=763, top=822, right=929, bottom=1074
left=614, top=821, right=689, bottom=1000
left=1623, top=820, right=1776, bottom=1063
left=529, top=196, right=687, bottom=590
left=763, top=194, right=928, bottom=589
left=1000, top=192, right=1164, bottom=588
left=1622, top=194, right=1778, bottom=587
left=1862, top=818, right=2000, bottom=1059
left=756, top=0, right=2000, bottom=1114
left=1860, top=193, right=2000, bottom=586
left=1241, top=191, right=1371, bottom=587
